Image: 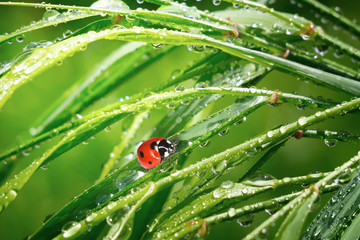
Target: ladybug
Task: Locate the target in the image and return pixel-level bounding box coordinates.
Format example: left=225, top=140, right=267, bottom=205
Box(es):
left=137, top=137, right=175, bottom=169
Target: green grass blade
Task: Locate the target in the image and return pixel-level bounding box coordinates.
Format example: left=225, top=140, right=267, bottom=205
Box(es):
left=301, top=167, right=360, bottom=239
left=246, top=151, right=360, bottom=240
left=0, top=10, right=97, bottom=46
left=275, top=193, right=319, bottom=240
left=301, top=0, right=360, bottom=36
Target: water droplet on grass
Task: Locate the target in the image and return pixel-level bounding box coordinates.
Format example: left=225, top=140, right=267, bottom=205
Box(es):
left=43, top=10, right=60, bottom=21
left=297, top=117, right=307, bottom=126
left=213, top=0, right=221, bottom=6
left=175, top=85, right=185, bottom=92
left=195, top=82, right=208, bottom=89
left=228, top=208, right=236, bottom=217
left=171, top=69, right=182, bottom=80
left=324, top=139, right=337, bottom=147
left=237, top=214, right=254, bottom=227
left=219, top=127, right=230, bottom=136
left=221, top=180, right=234, bottom=189
left=63, top=30, right=73, bottom=38
left=62, top=221, right=81, bottom=238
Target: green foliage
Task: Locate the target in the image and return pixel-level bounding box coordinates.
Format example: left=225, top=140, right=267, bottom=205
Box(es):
left=0, top=0, right=359, bottom=239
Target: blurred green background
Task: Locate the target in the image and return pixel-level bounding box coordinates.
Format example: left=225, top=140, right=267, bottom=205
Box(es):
left=0, top=0, right=359, bottom=239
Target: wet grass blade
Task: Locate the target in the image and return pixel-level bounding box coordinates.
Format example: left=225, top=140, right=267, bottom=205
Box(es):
left=0, top=9, right=97, bottom=46
left=301, top=167, right=360, bottom=240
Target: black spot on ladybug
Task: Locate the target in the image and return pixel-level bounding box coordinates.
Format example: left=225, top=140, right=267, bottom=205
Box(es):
left=148, top=161, right=152, bottom=165
left=150, top=141, right=157, bottom=150
left=139, top=151, right=144, bottom=158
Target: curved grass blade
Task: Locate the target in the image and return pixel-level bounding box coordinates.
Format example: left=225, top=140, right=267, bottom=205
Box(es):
left=0, top=1, right=234, bottom=34
left=301, top=0, right=360, bottom=36
left=0, top=29, right=109, bottom=109
left=275, top=193, right=319, bottom=240
left=215, top=8, right=360, bottom=80
left=0, top=10, right=97, bottom=46
left=223, top=0, right=360, bottom=61
left=0, top=0, right=131, bottom=45
left=246, top=150, right=360, bottom=240
left=1, top=21, right=358, bottom=111
left=99, top=27, right=360, bottom=96
left=301, top=167, right=360, bottom=240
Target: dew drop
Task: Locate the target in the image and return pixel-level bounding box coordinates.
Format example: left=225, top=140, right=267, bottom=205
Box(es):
left=166, top=103, right=176, bottom=109
left=40, top=163, right=49, bottom=170
left=221, top=180, right=234, bottom=189
left=324, top=139, right=337, bottom=147
left=259, top=228, right=268, bottom=239
left=212, top=189, right=223, bottom=198
left=5, top=190, right=17, bottom=201
left=234, top=116, right=246, bottom=125
left=213, top=0, right=221, bottom=6
left=314, top=45, right=329, bottom=57
left=63, top=30, right=73, bottom=38
left=195, top=82, right=209, bottom=89
left=151, top=43, right=163, bottom=48
left=218, top=127, right=230, bottom=136
left=189, top=45, right=205, bottom=52
left=296, top=104, right=307, bottom=110
left=16, top=36, right=24, bottom=43
left=62, top=221, right=81, bottom=238
left=334, top=50, right=344, bottom=58
left=175, top=85, right=185, bottom=92
left=249, top=86, right=257, bottom=93
left=199, top=140, right=210, bottom=148
left=300, top=34, right=310, bottom=41
left=237, top=214, right=254, bottom=227
left=211, top=166, right=218, bottom=174
left=181, top=99, right=191, bottom=105
left=29, top=127, right=38, bottom=136
left=43, top=9, right=60, bottom=21
left=228, top=208, right=236, bottom=217
left=297, top=117, right=307, bottom=126
left=22, top=150, right=30, bottom=156
left=171, top=69, right=182, bottom=80
left=265, top=208, right=278, bottom=215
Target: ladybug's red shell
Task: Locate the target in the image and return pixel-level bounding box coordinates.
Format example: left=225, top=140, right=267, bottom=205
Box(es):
left=137, top=137, right=175, bottom=169
left=137, top=137, right=164, bottom=169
